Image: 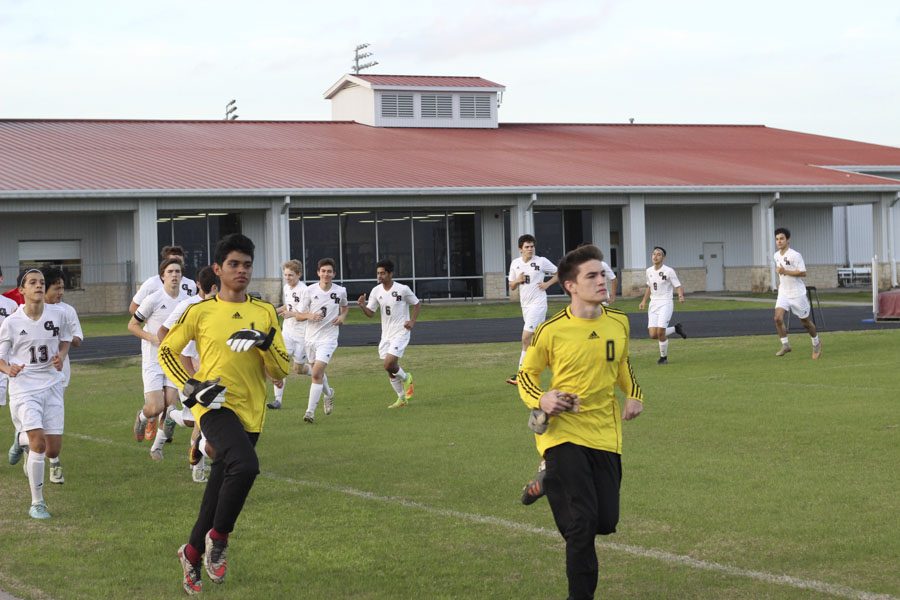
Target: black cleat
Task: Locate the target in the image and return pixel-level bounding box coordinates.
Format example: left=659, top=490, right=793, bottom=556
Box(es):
left=505, top=374, right=518, bottom=386
left=674, top=322, right=687, bottom=339
left=521, top=462, right=547, bottom=505
left=657, top=356, right=668, bottom=365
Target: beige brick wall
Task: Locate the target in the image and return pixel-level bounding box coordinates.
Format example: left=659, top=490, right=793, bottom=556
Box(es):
left=251, top=278, right=283, bottom=305
left=673, top=267, right=705, bottom=293
left=66, top=284, right=131, bottom=315
left=484, top=272, right=508, bottom=300
left=619, top=270, right=646, bottom=297
left=804, top=265, right=838, bottom=290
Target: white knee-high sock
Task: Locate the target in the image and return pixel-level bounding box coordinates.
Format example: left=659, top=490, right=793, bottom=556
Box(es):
left=665, top=326, right=675, bottom=337
left=18, top=431, right=29, bottom=448
left=307, top=383, right=324, bottom=413
left=322, top=374, right=332, bottom=396
left=659, top=340, right=669, bottom=357
left=389, top=375, right=404, bottom=396
left=274, top=382, right=285, bottom=401
left=395, top=366, right=407, bottom=381
left=27, top=451, right=46, bottom=504
left=151, top=427, right=167, bottom=452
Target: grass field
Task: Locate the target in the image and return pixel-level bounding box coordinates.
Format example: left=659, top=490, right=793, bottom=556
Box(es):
left=1, top=331, right=897, bottom=599
left=77, top=291, right=871, bottom=339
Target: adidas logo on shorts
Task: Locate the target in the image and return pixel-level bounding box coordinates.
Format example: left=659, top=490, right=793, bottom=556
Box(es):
left=19, top=330, right=28, bottom=335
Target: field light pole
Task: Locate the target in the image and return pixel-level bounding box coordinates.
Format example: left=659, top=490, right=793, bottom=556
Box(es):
left=225, top=99, right=238, bottom=120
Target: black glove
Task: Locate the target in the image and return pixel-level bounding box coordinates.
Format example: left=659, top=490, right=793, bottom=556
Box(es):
left=181, top=377, right=226, bottom=409
left=227, top=327, right=276, bottom=352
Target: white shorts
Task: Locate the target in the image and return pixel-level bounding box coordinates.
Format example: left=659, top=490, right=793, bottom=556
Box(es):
left=776, top=295, right=811, bottom=319
left=522, top=304, right=548, bottom=333
left=378, top=332, right=411, bottom=360
left=284, top=332, right=308, bottom=364
left=9, top=384, right=65, bottom=435
left=647, top=300, right=674, bottom=329
left=142, top=361, right=178, bottom=394
left=306, top=339, right=338, bottom=365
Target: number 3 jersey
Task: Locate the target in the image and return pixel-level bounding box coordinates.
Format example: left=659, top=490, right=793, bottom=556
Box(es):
left=301, top=282, right=348, bottom=343
left=0, top=303, right=73, bottom=398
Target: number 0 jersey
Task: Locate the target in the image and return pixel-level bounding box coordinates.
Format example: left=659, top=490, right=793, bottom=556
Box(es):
left=518, top=306, right=643, bottom=457
left=301, top=282, right=348, bottom=343
left=0, top=304, right=72, bottom=398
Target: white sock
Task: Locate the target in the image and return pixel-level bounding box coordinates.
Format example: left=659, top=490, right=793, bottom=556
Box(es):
left=274, top=382, right=284, bottom=401
left=151, top=427, right=167, bottom=452
left=170, top=409, right=187, bottom=427
left=395, top=366, right=407, bottom=381
left=322, top=374, right=332, bottom=396
left=199, top=434, right=211, bottom=459
left=307, top=383, right=324, bottom=413
left=27, top=451, right=45, bottom=504
left=18, top=431, right=28, bottom=448
left=389, top=375, right=405, bottom=396
left=780, top=337, right=790, bottom=346
left=659, top=340, right=669, bottom=357
left=665, top=326, right=675, bottom=337
left=811, top=335, right=819, bottom=345
left=518, top=350, right=527, bottom=369
left=49, top=457, right=60, bottom=466
left=138, top=411, right=148, bottom=425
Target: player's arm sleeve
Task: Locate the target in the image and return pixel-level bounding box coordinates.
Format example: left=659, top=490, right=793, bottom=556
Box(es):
left=132, top=279, right=152, bottom=305
left=0, top=323, right=11, bottom=362
left=133, top=296, right=156, bottom=324
left=604, top=262, right=617, bottom=281
left=616, top=335, right=643, bottom=402
left=163, top=302, right=187, bottom=329
left=260, top=305, right=291, bottom=380
left=670, top=270, right=683, bottom=289
left=68, top=308, right=84, bottom=342
left=406, top=288, right=420, bottom=305
left=58, top=311, right=73, bottom=343
left=508, top=263, right=517, bottom=283
left=158, top=309, right=196, bottom=387
left=340, top=290, right=348, bottom=307
left=517, top=326, right=550, bottom=410
left=795, top=254, right=807, bottom=275
left=366, top=290, right=379, bottom=312
left=542, top=257, right=558, bottom=275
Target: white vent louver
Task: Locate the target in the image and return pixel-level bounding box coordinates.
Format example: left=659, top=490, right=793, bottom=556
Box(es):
left=460, top=95, right=491, bottom=119
left=381, top=93, right=414, bottom=118
left=422, top=94, right=452, bottom=118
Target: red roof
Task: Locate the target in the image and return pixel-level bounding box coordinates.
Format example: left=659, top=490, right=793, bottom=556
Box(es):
left=0, top=120, right=898, bottom=194
left=352, top=74, right=505, bottom=88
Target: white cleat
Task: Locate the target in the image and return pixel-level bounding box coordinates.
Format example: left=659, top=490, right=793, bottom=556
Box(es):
left=323, top=388, right=335, bottom=415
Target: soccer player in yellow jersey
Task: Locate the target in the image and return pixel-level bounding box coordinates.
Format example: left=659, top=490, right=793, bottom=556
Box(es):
left=518, top=244, right=644, bottom=600
left=158, top=234, right=290, bottom=595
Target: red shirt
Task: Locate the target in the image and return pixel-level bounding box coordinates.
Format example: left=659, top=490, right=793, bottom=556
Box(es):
left=2, top=288, right=24, bottom=304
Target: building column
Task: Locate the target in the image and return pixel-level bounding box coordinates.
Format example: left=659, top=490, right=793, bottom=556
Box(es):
left=750, top=195, right=777, bottom=292
left=872, top=193, right=896, bottom=289
left=591, top=207, right=611, bottom=255
left=481, top=208, right=507, bottom=299
left=133, top=198, right=158, bottom=286
left=509, top=194, right=536, bottom=245
left=258, top=196, right=291, bottom=302
left=620, top=195, right=646, bottom=297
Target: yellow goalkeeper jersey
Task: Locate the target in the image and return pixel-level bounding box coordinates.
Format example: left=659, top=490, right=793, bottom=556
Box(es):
left=158, top=295, right=290, bottom=433
left=518, top=305, right=643, bottom=457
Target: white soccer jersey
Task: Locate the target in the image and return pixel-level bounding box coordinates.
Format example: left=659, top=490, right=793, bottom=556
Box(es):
left=0, top=304, right=72, bottom=398
left=163, top=295, right=203, bottom=357
left=133, top=274, right=197, bottom=305
left=774, top=248, right=807, bottom=299
left=55, top=301, right=83, bottom=387
left=366, top=282, right=419, bottom=340
left=282, top=282, right=308, bottom=338
left=600, top=261, right=616, bottom=282
left=301, top=282, right=348, bottom=343
left=646, top=265, right=682, bottom=301
left=0, top=295, right=17, bottom=322
left=135, top=287, right=189, bottom=363
left=508, top=256, right=558, bottom=308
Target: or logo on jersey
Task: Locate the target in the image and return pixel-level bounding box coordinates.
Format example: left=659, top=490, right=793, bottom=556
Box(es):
left=183, top=283, right=193, bottom=295
left=232, top=312, right=242, bottom=319
left=0, top=308, right=7, bottom=317
left=660, top=274, right=667, bottom=280
left=784, top=259, right=791, bottom=265
left=292, top=293, right=300, bottom=303
left=531, top=262, right=538, bottom=270
left=44, top=320, right=60, bottom=337
left=588, top=331, right=600, bottom=340
left=329, top=292, right=339, bottom=304
left=391, top=291, right=401, bottom=302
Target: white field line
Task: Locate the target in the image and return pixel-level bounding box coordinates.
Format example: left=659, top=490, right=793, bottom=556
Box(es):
left=69, top=433, right=897, bottom=600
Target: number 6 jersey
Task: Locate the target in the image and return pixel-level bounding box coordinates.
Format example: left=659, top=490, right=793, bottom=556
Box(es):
left=0, top=303, right=72, bottom=398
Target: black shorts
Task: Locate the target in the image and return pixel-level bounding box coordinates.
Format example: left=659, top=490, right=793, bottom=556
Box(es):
left=544, top=442, right=622, bottom=537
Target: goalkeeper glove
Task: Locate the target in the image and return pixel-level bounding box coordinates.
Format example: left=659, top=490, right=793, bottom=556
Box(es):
left=227, top=327, right=276, bottom=352
left=528, top=408, right=549, bottom=435
left=181, top=377, right=226, bottom=409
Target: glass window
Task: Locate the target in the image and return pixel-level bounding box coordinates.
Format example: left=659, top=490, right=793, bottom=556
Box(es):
left=448, top=211, right=482, bottom=276
left=533, top=210, right=565, bottom=264
left=208, top=213, right=241, bottom=255
left=564, top=209, right=592, bottom=252
left=413, top=211, right=447, bottom=278
left=341, top=211, right=376, bottom=280
left=302, top=213, right=341, bottom=282
left=18, top=240, right=83, bottom=289
left=376, top=212, right=413, bottom=278
left=157, top=218, right=173, bottom=247
left=172, top=215, right=207, bottom=279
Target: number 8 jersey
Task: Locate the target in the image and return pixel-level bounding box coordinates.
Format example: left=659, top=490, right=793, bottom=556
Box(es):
left=0, top=304, right=72, bottom=398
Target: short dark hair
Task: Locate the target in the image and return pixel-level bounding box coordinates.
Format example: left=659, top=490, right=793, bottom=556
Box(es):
left=557, top=245, right=604, bottom=296
left=317, top=258, right=336, bottom=271
left=196, top=266, right=219, bottom=294
left=517, top=234, right=536, bottom=248
left=214, top=234, right=255, bottom=265
left=376, top=259, right=394, bottom=273
left=652, top=246, right=667, bottom=256
left=17, top=268, right=44, bottom=288
left=774, top=227, right=791, bottom=239
left=158, top=257, right=184, bottom=277
left=160, top=245, right=185, bottom=260
left=40, top=267, right=65, bottom=288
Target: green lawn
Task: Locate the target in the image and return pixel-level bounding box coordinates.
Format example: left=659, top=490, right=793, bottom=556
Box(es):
left=79, top=294, right=843, bottom=338
left=1, top=331, right=897, bottom=599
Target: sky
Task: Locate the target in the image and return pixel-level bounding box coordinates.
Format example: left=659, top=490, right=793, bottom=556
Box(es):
left=1, top=0, right=899, bottom=146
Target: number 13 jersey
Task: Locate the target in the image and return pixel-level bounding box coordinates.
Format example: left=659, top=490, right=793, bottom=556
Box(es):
left=0, top=304, right=73, bottom=398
